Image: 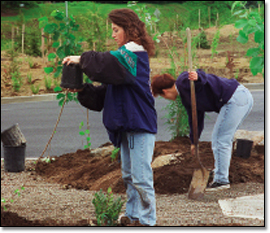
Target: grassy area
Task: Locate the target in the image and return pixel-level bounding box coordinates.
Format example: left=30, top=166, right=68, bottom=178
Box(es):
left=1, top=1, right=238, bottom=27
left=1, top=1, right=263, bottom=51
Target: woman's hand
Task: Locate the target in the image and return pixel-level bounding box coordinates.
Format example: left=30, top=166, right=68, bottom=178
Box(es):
left=62, top=56, right=81, bottom=65
left=188, top=71, right=198, bottom=81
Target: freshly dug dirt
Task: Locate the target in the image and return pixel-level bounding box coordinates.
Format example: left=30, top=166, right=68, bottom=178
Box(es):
left=34, top=137, right=264, bottom=195
left=1, top=207, right=89, bottom=226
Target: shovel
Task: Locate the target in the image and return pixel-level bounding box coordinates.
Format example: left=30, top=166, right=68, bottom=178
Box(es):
left=186, top=28, right=210, bottom=200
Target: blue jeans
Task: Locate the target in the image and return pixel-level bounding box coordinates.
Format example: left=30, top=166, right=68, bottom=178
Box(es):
left=212, top=84, right=254, bottom=184
left=120, top=132, right=156, bottom=226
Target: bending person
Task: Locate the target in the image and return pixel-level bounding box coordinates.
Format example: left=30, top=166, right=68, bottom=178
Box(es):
left=151, top=70, right=253, bottom=191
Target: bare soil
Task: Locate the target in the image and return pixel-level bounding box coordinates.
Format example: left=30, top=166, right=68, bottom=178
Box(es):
left=1, top=24, right=265, bottom=227
left=34, top=137, right=265, bottom=195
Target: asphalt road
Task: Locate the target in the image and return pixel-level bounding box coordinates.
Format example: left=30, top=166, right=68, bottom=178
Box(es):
left=1, top=90, right=264, bottom=158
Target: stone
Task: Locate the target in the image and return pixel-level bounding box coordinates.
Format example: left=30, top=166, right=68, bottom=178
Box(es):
left=90, top=145, right=115, bottom=157
left=152, top=153, right=183, bottom=169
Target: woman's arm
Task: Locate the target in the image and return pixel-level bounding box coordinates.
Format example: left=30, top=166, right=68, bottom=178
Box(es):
left=77, top=83, right=107, bottom=112
left=62, top=51, right=136, bottom=85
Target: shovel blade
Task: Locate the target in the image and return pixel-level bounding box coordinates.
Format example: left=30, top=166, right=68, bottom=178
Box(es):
left=188, top=167, right=210, bottom=200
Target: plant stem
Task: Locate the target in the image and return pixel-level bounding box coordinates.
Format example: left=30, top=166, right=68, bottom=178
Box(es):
left=38, top=90, right=68, bottom=161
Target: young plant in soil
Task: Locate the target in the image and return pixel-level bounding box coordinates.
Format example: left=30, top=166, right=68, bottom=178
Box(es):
left=1, top=186, right=25, bottom=211
left=211, top=29, right=220, bottom=59
left=92, top=187, right=126, bottom=226
left=110, top=147, right=120, bottom=162
left=79, top=121, right=91, bottom=150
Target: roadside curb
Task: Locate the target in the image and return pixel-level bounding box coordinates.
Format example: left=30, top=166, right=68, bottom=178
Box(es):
left=1, top=93, right=58, bottom=104
left=1, top=83, right=264, bottom=105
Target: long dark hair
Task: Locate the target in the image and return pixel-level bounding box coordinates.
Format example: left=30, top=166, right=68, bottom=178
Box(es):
left=108, top=8, right=155, bottom=57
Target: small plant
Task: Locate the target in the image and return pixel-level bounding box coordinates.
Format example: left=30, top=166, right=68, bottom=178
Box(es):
left=211, top=29, right=220, bottom=59
left=30, top=84, right=40, bottom=94
left=235, top=69, right=239, bottom=80
left=195, top=29, right=211, bottom=49
left=11, top=71, right=22, bottom=92
left=26, top=57, right=34, bottom=68
left=92, top=187, right=126, bottom=226
left=41, top=157, right=55, bottom=163
left=1, top=186, right=25, bottom=211
left=3, top=49, right=21, bottom=87
left=79, top=121, right=91, bottom=150
left=44, top=75, right=52, bottom=90
left=27, top=73, right=32, bottom=84
left=163, top=95, right=189, bottom=140
left=110, top=147, right=120, bottom=162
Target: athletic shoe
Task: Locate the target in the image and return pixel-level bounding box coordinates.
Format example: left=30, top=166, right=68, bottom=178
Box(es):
left=118, top=215, right=131, bottom=226
left=206, top=182, right=230, bottom=192
left=209, top=170, right=214, bottom=178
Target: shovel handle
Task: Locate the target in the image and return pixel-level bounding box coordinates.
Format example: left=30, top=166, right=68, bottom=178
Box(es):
left=186, top=28, right=198, bottom=147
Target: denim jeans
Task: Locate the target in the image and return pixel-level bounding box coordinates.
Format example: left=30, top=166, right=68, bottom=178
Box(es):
left=120, top=132, right=156, bottom=226
left=212, top=84, right=254, bottom=184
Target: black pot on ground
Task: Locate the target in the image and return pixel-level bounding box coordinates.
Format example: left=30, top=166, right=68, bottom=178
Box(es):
left=3, top=144, right=26, bottom=172
left=1, top=123, right=26, bottom=147
left=235, top=139, right=253, bottom=159
left=60, top=63, right=84, bottom=89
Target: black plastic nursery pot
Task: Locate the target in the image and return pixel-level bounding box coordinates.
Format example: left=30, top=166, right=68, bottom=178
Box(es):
left=60, top=63, right=84, bottom=89
left=235, top=139, right=253, bottom=159
left=1, top=123, right=27, bottom=147
left=3, top=144, right=26, bottom=172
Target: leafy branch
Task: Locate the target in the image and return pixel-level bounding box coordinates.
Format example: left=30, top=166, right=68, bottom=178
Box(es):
left=231, top=1, right=264, bottom=77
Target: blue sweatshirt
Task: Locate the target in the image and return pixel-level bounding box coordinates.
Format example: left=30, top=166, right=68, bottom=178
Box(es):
left=175, top=69, right=239, bottom=143
left=78, top=42, right=157, bottom=147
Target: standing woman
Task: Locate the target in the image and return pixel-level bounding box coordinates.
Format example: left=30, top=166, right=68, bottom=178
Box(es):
left=151, top=70, right=254, bottom=191
left=62, top=9, right=157, bottom=226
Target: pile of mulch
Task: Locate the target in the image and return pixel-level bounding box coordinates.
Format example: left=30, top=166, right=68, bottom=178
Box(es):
left=34, top=137, right=264, bottom=195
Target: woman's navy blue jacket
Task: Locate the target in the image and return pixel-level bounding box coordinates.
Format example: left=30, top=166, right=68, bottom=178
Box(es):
left=77, top=42, right=157, bottom=147
left=175, top=69, right=239, bottom=143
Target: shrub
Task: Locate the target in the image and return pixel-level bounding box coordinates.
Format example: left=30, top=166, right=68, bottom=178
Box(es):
left=92, top=187, right=126, bottom=226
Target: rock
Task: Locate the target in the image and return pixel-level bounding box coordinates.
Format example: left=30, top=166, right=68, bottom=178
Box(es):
left=90, top=145, right=115, bottom=157
left=152, top=153, right=183, bottom=169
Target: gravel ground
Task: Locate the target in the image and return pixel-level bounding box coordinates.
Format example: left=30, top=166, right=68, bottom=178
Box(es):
left=1, top=159, right=265, bottom=227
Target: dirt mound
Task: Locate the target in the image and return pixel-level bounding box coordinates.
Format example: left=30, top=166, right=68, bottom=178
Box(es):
left=35, top=137, right=264, bottom=194
left=1, top=207, right=89, bottom=226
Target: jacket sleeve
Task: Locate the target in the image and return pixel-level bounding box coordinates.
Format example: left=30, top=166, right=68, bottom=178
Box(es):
left=77, top=83, right=107, bottom=112
left=79, top=51, right=136, bottom=85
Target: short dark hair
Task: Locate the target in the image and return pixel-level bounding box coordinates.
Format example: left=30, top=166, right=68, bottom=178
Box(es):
left=151, top=73, right=176, bottom=97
